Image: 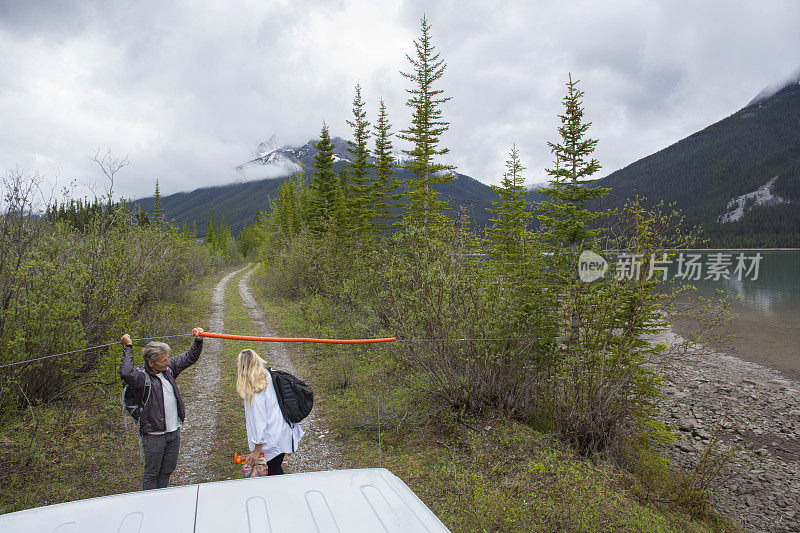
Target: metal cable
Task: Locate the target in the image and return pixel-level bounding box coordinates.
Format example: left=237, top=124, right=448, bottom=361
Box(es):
left=0, top=334, right=194, bottom=370
left=1, top=335, right=547, bottom=370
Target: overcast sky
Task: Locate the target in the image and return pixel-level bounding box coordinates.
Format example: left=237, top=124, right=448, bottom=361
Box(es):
left=2, top=0, right=799, bottom=201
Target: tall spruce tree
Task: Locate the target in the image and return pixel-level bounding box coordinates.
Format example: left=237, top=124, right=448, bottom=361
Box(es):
left=275, top=177, right=301, bottom=238
left=398, top=15, right=455, bottom=233
left=206, top=202, right=216, bottom=245
left=537, top=74, right=608, bottom=265
left=486, top=145, right=530, bottom=277
left=537, top=74, right=609, bottom=346
left=346, top=82, right=373, bottom=234
left=308, top=123, right=340, bottom=232
left=216, top=215, right=233, bottom=260
left=372, top=98, right=399, bottom=235
left=535, top=76, right=682, bottom=455
left=337, top=164, right=351, bottom=232
left=152, top=179, right=164, bottom=226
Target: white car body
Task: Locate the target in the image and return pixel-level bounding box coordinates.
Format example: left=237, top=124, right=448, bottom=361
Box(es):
left=0, top=468, right=451, bottom=533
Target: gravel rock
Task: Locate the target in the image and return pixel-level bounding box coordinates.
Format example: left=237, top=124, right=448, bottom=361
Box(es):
left=653, top=327, right=800, bottom=533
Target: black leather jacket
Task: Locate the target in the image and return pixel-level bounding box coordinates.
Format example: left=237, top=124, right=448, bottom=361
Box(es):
left=119, top=339, right=202, bottom=434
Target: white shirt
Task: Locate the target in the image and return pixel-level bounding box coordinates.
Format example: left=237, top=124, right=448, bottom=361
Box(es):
left=244, top=374, right=304, bottom=461
left=149, top=372, right=180, bottom=434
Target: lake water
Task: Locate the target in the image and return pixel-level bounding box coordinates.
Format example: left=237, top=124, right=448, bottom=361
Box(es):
left=666, top=250, right=800, bottom=380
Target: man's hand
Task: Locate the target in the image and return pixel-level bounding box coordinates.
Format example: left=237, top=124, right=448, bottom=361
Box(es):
left=121, top=334, right=132, bottom=345
left=192, top=327, right=204, bottom=339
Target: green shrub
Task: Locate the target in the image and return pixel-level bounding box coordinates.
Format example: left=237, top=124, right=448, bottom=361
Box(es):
left=0, top=171, right=213, bottom=413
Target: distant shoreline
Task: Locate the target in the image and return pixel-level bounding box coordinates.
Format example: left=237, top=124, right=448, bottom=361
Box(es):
left=603, top=248, right=800, bottom=252
left=671, top=311, right=800, bottom=381
left=684, top=248, right=800, bottom=251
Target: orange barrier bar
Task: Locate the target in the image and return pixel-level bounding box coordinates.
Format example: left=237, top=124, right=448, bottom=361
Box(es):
left=198, top=332, right=396, bottom=344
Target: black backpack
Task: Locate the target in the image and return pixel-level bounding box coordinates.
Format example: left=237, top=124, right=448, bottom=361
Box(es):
left=268, top=367, right=313, bottom=424
left=121, top=368, right=152, bottom=421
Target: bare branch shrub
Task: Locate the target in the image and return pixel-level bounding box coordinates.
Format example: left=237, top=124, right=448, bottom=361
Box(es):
left=88, top=149, right=129, bottom=203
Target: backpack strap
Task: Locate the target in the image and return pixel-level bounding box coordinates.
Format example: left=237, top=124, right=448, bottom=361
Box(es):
left=141, top=370, right=152, bottom=407
left=266, top=366, right=289, bottom=425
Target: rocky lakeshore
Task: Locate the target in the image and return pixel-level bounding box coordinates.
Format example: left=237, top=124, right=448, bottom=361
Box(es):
left=656, top=329, right=800, bottom=532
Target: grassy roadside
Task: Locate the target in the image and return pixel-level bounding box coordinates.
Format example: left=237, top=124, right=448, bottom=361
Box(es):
left=247, top=276, right=740, bottom=532
left=0, top=267, right=225, bottom=514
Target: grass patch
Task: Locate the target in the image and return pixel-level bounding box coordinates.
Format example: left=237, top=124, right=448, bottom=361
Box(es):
left=349, top=415, right=736, bottom=532
left=249, top=282, right=741, bottom=533
left=0, top=398, right=141, bottom=514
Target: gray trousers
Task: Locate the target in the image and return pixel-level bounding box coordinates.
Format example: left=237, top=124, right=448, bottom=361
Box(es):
left=141, top=429, right=181, bottom=490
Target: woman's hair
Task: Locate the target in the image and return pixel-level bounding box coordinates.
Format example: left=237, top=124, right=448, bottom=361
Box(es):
left=236, top=349, right=270, bottom=404
left=142, top=341, right=170, bottom=363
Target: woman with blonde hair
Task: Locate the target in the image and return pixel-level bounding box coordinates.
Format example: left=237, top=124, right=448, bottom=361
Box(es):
left=236, top=348, right=303, bottom=476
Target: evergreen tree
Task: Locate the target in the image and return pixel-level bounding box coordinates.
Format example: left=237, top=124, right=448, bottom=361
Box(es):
left=216, top=215, right=233, bottom=260
left=135, top=208, right=150, bottom=226
left=308, top=123, right=339, bottom=232
left=536, top=74, right=609, bottom=343
left=238, top=213, right=263, bottom=259
left=538, top=74, right=607, bottom=251
left=486, top=144, right=530, bottom=278
left=398, top=15, right=455, bottom=233
left=372, top=98, right=399, bottom=235
left=346, top=82, right=374, bottom=234
left=299, top=173, right=313, bottom=225
left=275, top=176, right=302, bottom=238
left=152, top=179, right=164, bottom=226
left=206, top=202, right=217, bottom=245
left=336, top=165, right=350, bottom=233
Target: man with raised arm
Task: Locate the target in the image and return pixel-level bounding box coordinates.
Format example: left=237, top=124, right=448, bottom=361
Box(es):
left=119, top=327, right=204, bottom=490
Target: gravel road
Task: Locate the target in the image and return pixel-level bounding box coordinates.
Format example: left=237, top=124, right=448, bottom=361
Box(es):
left=237, top=265, right=348, bottom=473
left=171, top=265, right=250, bottom=485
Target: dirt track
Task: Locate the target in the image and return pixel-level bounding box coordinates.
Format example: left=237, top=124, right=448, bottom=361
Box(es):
left=171, top=263, right=346, bottom=485
left=237, top=265, right=348, bottom=473
left=171, top=265, right=249, bottom=485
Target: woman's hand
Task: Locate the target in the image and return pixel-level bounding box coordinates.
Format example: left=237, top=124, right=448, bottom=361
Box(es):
left=245, top=443, right=263, bottom=466
left=245, top=451, right=260, bottom=467
left=192, top=327, right=204, bottom=339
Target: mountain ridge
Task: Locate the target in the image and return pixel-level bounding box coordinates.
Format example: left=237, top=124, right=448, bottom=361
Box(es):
left=595, top=75, right=800, bottom=247
left=133, top=138, right=502, bottom=235
left=134, top=75, right=800, bottom=246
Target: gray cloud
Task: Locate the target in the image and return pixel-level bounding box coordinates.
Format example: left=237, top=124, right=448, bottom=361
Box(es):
left=1, top=0, right=799, bottom=200
left=0, top=0, right=97, bottom=38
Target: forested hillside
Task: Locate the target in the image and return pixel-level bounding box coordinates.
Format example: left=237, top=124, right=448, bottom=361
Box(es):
left=132, top=166, right=502, bottom=236
left=133, top=177, right=286, bottom=236
left=595, top=79, right=800, bottom=247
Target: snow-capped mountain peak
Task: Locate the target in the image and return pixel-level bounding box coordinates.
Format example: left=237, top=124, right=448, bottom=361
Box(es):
left=747, top=68, right=800, bottom=107
left=255, top=134, right=279, bottom=157
left=235, top=135, right=412, bottom=181
left=236, top=137, right=302, bottom=179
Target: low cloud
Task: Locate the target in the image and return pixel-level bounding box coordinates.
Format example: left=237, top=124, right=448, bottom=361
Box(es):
left=1, top=0, right=799, bottom=199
